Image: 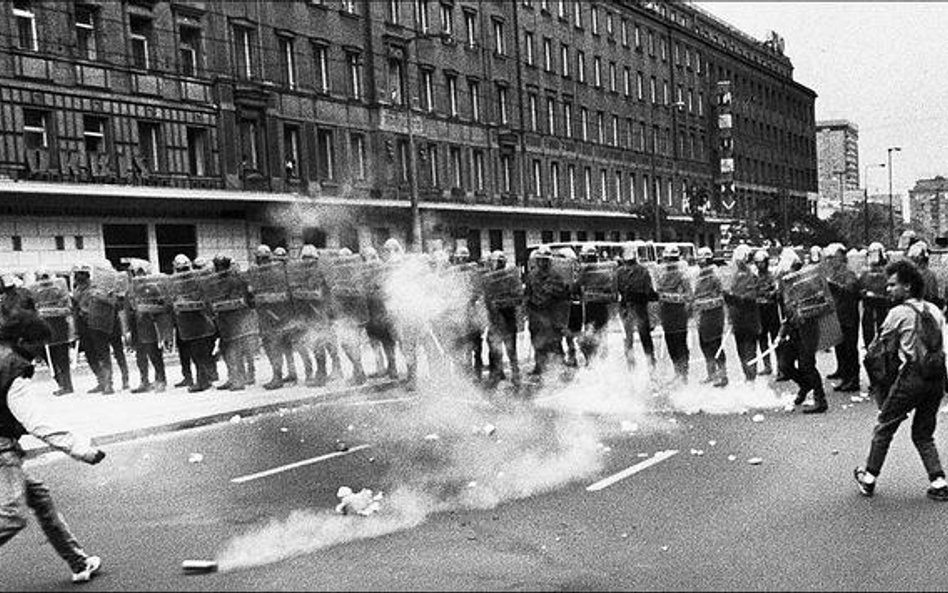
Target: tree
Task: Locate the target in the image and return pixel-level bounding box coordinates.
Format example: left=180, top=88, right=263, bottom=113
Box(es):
left=826, top=203, right=924, bottom=248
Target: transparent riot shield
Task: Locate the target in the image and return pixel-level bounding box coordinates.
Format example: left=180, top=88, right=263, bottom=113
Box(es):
left=169, top=268, right=216, bottom=341
left=28, top=277, right=76, bottom=345
left=246, top=262, right=290, bottom=306
left=578, top=261, right=618, bottom=303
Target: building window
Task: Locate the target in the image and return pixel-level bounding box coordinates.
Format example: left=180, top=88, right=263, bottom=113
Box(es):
left=524, top=31, right=534, bottom=65
left=23, top=109, right=48, bottom=150
left=283, top=125, right=300, bottom=177
left=427, top=143, right=439, bottom=187
left=179, top=25, right=201, bottom=76
left=609, top=62, right=617, bottom=92
left=76, top=4, right=98, bottom=60
left=398, top=141, right=410, bottom=182
left=648, top=30, right=655, bottom=56
left=500, top=154, right=512, bottom=192
left=639, top=122, right=647, bottom=152
left=130, top=15, right=152, bottom=69
left=583, top=166, right=592, bottom=200
left=447, top=74, right=458, bottom=116
left=528, top=94, right=538, bottom=132
left=568, top=164, right=576, bottom=200
left=464, top=9, right=476, bottom=48
left=54, top=235, right=65, bottom=251
left=636, top=71, right=644, bottom=100
left=233, top=25, right=254, bottom=79
left=416, top=0, right=430, bottom=32
left=342, top=0, right=357, bottom=15
left=698, top=92, right=704, bottom=116
left=576, top=50, right=585, bottom=83
left=563, top=101, right=573, bottom=138
left=650, top=76, right=657, bottom=103
left=313, top=44, right=329, bottom=92
left=623, top=67, right=631, bottom=96
left=186, top=127, right=207, bottom=176
left=350, top=133, right=366, bottom=180
left=629, top=172, right=637, bottom=203
left=596, top=111, right=604, bottom=144
left=621, top=19, right=628, bottom=46
left=615, top=171, right=622, bottom=202
left=472, top=150, right=485, bottom=190
left=606, top=11, right=614, bottom=36
left=13, top=1, right=37, bottom=51
left=593, top=56, right=601, bottom=87
left=137, top=121, right=161, bottom=172
left=590, top=4, right=599, bottom=34
left=634, top=24, right=641, bottom=49
left=550, top=162, right=560, bottom=198
left=75, top=236, right=84, bottom=250
left=450, top=146, right=463, bottom=188
left=543, top=37, right=553, bottom=71
left=440, top=2, right=453, bottom=35
left=532, top=159, right=542, bottom=196
left=12, top=236, right=22, bottom=252
left=611, top=115, right=619, bottom=146
left=238, top=118, right=259, bottom=170
left=421, top=69, right=434, bottom=111
left=497, top=85, right=508, bottom=124
left=316, top=128, right=335, bottom=180
left=388, top=57, right=405, bottom=105
left=687, top=89, right=694, bottom=113
left=347, top=51, right=363, bottom=99
left=573, top=1, right=582, bottom=27
left=279, top=37, right=296, bottom=89
left=663, top=80, right=669, bottom=105
left=580, top=107, right=588, bottom=141
left=560, top=43, right=570, bottom=77
left=546, top=97, right=556, bottom=135
left=469, top=79, right=480, bottom=121
left=493, top=19, right=505, bottom=55
left=83, top=115, right=106, bottom=154
left=388, top=0, right=399, bottom=24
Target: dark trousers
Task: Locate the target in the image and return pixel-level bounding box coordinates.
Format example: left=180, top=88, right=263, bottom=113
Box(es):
left=263, top=334, right=290, bottom=382
left=135, top=342, right=165, bottom=385
left=664, top=329, right=689, bottom=380
left=734, top=331, right=759, bottom=381
left=184, top=337, right=214, bottom=387
left=109, top=329, right=128, bottom=385
left=786, top=321, right=825, bottom=401
left=222, top=337, right=255, bottom=387
left=699, top=333, right=726, bottom=381
left=621, top=307, right=655, bottom=367
left=835, top=324, right=860, bottom=383
left=862, top=303, right=889, bottom=348
left=88, top=330, right=112, bottom=389
left=176, top=329, right=193, bottom=383
left=866, top=364, right=945, bottom=480
left=49, top=343, right=72, bottom=392
left=758, top=304, right=781, bottom=371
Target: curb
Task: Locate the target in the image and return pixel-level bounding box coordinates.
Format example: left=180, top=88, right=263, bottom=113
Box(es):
left=23, top=379, right=405, bottom=460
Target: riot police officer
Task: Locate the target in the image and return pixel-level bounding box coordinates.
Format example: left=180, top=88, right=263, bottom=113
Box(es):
left=617, top=241, right=657, bottom=368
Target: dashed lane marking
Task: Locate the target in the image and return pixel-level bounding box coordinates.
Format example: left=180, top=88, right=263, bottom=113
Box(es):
left=230, top=444, right=373, bottom=484
left=586, top=449, right=679, bottom=492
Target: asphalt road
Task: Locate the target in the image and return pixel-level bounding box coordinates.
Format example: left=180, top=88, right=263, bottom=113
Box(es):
left=6, top=363, right=948, bottom=592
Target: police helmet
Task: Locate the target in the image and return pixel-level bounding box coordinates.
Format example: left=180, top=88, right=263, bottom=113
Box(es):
left=300, top=244, right=319, bottom=260
left=753, top=249, right=769, bottom=264
left=868, top=241, right=885, bottom=254
left=172, top=254, right=192, bottom=272
left=732, top=244, right=751, bottom=264
left=908, top=241, right=929, bottom=261
left=697, top=247, right=714, bottom=262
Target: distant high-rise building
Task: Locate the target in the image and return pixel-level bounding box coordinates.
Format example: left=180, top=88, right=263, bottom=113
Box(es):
left=909, top=176, right=948, bottom=240
left=816, top=120, right=859, bottom=214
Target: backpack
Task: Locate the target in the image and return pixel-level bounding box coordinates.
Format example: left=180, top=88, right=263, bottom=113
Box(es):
left=909, top=302, right=946, bottom=381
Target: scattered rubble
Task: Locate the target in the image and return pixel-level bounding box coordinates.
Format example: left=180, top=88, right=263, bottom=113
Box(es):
left=335, top=486, right=383, bottom=517
left=187, top=453, right=204, bottom=464
left=423, top=433, right=441, bottom=441
left=229, top=414, right=242, bottom=424
left=751, top=414, right=765, bottom=423
left=747, top=457, right=763, bottom=465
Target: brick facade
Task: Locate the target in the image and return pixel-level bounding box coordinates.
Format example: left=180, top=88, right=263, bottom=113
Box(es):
left=0, top=0, right=817, bottom=274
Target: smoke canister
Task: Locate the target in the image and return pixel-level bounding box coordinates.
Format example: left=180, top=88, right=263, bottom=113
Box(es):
left=182, top=560, right=218, bottom=573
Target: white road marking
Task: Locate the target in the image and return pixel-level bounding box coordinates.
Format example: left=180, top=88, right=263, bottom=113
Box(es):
left=231, top=444, right=372, bottom=484
left=586, top=449, right=679, bottom=492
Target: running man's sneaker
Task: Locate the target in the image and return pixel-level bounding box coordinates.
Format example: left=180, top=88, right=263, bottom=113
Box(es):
left=926, top=486, right=948, bottom=501
left=72, top=556, right=101, bottom=584
left=853, top=467, right=875, bottom=497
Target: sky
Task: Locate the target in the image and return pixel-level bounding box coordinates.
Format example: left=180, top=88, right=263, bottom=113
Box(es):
left=697, top=1, right=948, bottom=197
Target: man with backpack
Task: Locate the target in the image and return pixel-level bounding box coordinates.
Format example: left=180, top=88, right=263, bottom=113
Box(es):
left=855, top=259, right=948, bottom=501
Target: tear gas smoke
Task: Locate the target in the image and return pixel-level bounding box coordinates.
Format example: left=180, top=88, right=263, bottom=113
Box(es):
left=215, top=247, right=790, bottom=572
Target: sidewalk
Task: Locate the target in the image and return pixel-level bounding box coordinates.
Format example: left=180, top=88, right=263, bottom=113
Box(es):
left=22, top=363, right=402, bottom=458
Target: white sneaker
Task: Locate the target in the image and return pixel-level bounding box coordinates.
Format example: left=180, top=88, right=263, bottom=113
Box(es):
left=72, top=556, right=101, bottom=584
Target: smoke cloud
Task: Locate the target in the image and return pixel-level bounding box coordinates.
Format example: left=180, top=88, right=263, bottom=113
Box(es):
left=215, top=253, right=790, bottom=572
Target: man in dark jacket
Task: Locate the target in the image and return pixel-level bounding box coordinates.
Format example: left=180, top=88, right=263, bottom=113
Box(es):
left=617, top=241, right=657, bottom=368
left=525, top=246, right=571, bottom=376
left=725, top=245, right=761, bottom=382
left=656, top=245, right=692, bottom=381
left=694, top=247, right=728, bottom=387
left=0, top=309, right=106, bottom=583
left=754, top=249, right=780, bottom=376
left=860, top=242, right=890, bottom=348
left=825, top=243, right=861, bottom=392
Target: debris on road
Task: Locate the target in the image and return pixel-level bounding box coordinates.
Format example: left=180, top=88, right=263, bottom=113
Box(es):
left=620, top=420, right=639, bottom=433
left=747, top=457, right=763, bottom=465
left=423, top=433, right=441, bottom=441
left=182, top=560, right=218, bottom=574
left=832, top=449, right=839, bottom=455
left=660, top=546, right=669, bottom=551
left=229, top=414, right=242, bottom=424
left=727, top=455, right=737, bottom=462
left=335, top=441, right=349, bottom=452
left=637, top=453, right=649, bottom=458
left=689, top=448, right=705, bottom=456
left=482, top=423, right=497, bottom=436
left=347, top=424, right=355, bottom=432
left=187, top=453, right=204, bottom=464
left=335, top=486, right=383, bottom=516
left=784, top=403, right=796, bottom=412
left=708, top=440, right=717, bottom=447
left=279, top=427, right=288, bottom=433
left=751, top=414, right=765, bottom=423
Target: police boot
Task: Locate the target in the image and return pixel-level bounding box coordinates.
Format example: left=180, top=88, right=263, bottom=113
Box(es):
left=802, top=388, right=828, bottom=414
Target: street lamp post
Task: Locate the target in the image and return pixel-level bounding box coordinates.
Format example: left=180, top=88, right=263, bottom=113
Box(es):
left=833, top=169, right=846, bottom=212
left=887, top=146, right=901, bottom=247
left=863, top=162, right=885, bottom=245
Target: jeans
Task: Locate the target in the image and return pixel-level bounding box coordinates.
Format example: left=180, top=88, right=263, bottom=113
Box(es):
left=0, top=439, right=89, bottom=572
left=866, top=363, right=946, bottom=480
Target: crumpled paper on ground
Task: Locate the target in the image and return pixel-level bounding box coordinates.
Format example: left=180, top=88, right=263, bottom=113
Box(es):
left=335, top=486, right=384, bottom=517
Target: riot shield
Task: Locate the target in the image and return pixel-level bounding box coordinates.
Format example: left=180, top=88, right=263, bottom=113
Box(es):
left=323, top=255, right=370, bottom=325
left=169, top=268, right=216, bottom=341
left=203, top=268, right=257, bottom=342
left=692, top=267, right=725, bottom=313
left=86, top=265, right=124, bottom=334
left=578, top=261, right=618, bottom=303
left=246, top=262, right=290, bottom=306
left=28, top=277, right=76, bottom=345
left=130, top=274, right=170, bottom=315
left=782, top=267, right=835, bottom=321
left=286, top=259, right=332, bottom=326
left=481, top=266, right=524, bottom=308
